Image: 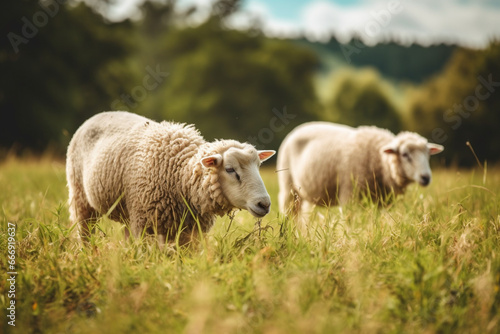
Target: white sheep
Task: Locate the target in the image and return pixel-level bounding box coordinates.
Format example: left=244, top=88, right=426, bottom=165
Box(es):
left=66, top=111, right=275, bottom=245
left=277, top=122, right=443, bottom=216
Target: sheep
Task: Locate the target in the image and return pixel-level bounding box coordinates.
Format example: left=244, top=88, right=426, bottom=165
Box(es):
left=66, top=111, right=275, bottom=246
left=277, top=122, right=444, bottom=217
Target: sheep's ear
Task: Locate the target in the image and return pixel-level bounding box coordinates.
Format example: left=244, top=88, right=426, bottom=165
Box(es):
left=200, top=154, right=223, bottom=168
left=258, top=150, right=275, bottom=162
left=428, top=143, right=444, bottom=155
left=381, top=143, right=398, bottom=154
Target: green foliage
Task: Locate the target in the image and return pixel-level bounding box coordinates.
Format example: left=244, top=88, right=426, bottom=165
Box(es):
left=321, top=68, right=403, bottom=133
left=0, top=0, right=319, bottom=153
left=347, top=40, right=456, bottom=83
left=407, top=42, right=500, bottom=166
left=1, top=160, right=500, bottom=333
left=134, top=15, right=320, bottom=150
left=296, top=37, right=456, bottom=83
left=0, top=1, right=139, bottom=153
left=1, top=0, right=497, bottom=167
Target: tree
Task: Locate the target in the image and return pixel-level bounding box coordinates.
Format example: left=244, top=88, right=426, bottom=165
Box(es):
left=0, top=1, right=139, bottom=153
left=322, top=68, right=402, bottom=133
left=0, top=0, right=321, bottom=154
left=407, top=42, right=500, bottom=166
left=136, top=17, right=320, bottom=150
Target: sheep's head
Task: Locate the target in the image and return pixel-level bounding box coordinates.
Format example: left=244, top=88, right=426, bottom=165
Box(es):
left=381, top=132, right=444, bottom=187
left=200, top=146, right=275, bottom=217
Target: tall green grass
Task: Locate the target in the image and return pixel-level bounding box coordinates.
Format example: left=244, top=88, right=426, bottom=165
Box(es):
left=1, top=158, right=499, bottom=333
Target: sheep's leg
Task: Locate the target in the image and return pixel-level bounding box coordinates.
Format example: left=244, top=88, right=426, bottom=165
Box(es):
left=68, top=184, right=98, bottom=242
left=278, top=165, right=303, bottom=216
left=176, top=228, right=199, bottom=247
left=278, top=188, right=288, bottom=214
left=279, top=187, right=302, bottom=219
left=77, top=204, right=99, bottom=241
left=125, top=215, right=166, bottom=248
left=278, top=183, right=296, bottom=214
left=157, top=234, right=166, bottom=248
left=189, top=228, right=200, bottom=246
left=79, top=216, right=99, bottom=240
left=124, top=227, right=131, bottom=240
left=130, top=217, right=146, bottom=240
left=338, top=184, right=352, bottom=206
left=296, top=200, right=315, bottom=235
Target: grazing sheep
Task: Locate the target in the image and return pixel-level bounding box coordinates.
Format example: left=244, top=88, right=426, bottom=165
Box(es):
left=277, top=122, right=443, bottom=216
left=66, top=111, right=275, bottom=245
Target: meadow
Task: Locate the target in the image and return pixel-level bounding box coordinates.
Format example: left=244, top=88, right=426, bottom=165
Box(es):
left=1, top=157, right=499, bottom=333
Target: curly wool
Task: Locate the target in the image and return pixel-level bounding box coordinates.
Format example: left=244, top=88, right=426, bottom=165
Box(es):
left=67, top=111, right=250, bottom=241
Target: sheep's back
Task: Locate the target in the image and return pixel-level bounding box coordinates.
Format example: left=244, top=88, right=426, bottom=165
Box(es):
left=280, top=122, right=395, bottom=203
left=67, top=112, right=151, bottom=212
left=281, top=122, right=356, bottom=202
left=346, top=126, right=395, bottom=181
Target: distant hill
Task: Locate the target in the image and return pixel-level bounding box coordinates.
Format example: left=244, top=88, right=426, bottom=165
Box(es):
left=293, top=37, right=457, bottom=83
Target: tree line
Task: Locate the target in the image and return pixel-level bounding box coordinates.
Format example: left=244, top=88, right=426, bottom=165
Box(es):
left=1, top=0, right=499, bottom=166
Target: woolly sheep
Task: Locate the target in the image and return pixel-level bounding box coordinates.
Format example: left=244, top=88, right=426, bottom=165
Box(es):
left=277, top=122, right=444, bottom=215
left=66, top=111, right=275, bottom=245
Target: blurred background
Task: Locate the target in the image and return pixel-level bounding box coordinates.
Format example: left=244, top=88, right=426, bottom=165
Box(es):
left=1, top=0, right=499, bottom=166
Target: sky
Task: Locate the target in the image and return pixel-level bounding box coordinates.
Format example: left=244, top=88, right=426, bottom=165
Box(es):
left=107, top=0, right=500, bottom=48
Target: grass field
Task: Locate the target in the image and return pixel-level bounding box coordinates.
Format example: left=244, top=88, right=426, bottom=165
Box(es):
left=1, top=157, right=500, bottom=333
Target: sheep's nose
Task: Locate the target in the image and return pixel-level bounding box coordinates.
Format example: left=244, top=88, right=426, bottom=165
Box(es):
left=420, top=174, right=431, bottom=186
left=257, top=201, right=270, bottom=214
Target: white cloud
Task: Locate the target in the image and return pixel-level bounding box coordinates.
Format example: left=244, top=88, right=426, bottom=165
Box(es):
left=229, top=0, right=500, bottom=47
left=105, top=0, right=144, bottom=21
left=105, top=0, right=500, bottom=47
left=301, top=1, right=375, bottom=43
left=105, top=0, right=217, bottom=23
left=226, top=1, right=302, bottom=38
left=361, top=0, right=500, bottom=47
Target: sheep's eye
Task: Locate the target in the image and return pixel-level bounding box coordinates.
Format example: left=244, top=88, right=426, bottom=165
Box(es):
left=401, top=152, right=411, bottom=160
left=225, top=167, right=241, bottom=181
